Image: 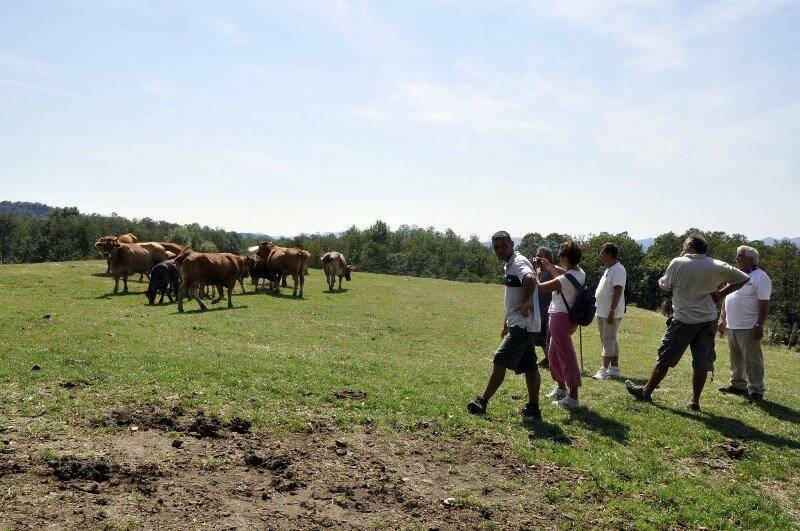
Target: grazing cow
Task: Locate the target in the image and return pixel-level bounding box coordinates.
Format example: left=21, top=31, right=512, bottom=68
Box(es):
left=95, top=233, right=139, bottom=273
left=145, top=259, right=180, bottom=304
left=321, top=251, right=355, bottom=291
left=256, top=242, right=309, bottom=297
left=174, top=249, right=241, bottom=312
left=244, top=256, right=278, bottom=292
left=109, top=243, right=156, bottom=294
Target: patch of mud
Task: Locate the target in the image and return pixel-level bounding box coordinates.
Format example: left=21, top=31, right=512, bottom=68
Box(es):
left=186, top=411, right=223, bottom=438
left=227, top=416, right=252, bottom=434
left=0, top=420, right=593, bottom=529
left=332, top=389, right=367, bottom=400
left=98, top=403, right=181, bottom=431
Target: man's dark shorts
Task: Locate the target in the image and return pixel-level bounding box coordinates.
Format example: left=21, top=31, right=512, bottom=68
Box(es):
left=494, top=326, right=537, bottom=374
left=656, top=317, right=717, bottom=371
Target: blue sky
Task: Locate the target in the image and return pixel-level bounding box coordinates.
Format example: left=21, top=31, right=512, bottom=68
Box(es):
left=1, top=0, right=799, bottom=239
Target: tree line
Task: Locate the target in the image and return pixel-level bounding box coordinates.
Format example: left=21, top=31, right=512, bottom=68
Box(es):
left=0, top=207, right=798, bottom=345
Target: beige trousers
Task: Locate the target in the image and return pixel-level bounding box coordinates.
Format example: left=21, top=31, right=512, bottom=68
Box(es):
left=727, top=329, right=765, bottom=394
left=597, top=316, right=621, bottom=358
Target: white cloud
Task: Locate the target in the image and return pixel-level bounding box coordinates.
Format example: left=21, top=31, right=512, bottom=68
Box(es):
left=207, top=19, right=246, bottom=45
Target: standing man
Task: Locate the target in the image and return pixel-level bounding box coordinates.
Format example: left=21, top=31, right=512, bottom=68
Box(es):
left=534, top=247, right=554, bottom=369
left=467, top=231, right=542, bottom=419
left=718, top=246, right=771, bottom=401
left=626, top=235, right=749, bottom=411
left=593, top=243, right=627, bottom=380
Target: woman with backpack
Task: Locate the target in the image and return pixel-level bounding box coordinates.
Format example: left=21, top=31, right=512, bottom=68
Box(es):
left=535, top=240, right=587, bottom=410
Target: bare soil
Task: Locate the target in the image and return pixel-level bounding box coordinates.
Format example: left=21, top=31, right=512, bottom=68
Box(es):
left=0, top=406, right=598, bottom=530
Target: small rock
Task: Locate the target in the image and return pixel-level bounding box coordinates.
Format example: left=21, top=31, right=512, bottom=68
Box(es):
left=43, top=315, right=51, bottom=319
left=442, top=497, right=457, bottom=507
left=335, top=440, right=347, bottom=448
left=130, top=425, right=139, bottom=432
left=171, top=439, right=183, bottom=448
left=32, top=365, right=41, bottom=371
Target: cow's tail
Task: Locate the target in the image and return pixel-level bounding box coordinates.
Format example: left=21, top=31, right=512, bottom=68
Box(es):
left=301, top=250, right=311, bottom=276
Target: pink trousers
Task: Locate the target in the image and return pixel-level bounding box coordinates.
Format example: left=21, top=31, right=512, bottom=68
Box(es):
left=548, top=312, right=581, bottom=390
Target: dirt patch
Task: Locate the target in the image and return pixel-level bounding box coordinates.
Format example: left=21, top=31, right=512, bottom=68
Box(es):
left=186, top=411, right=223, bottom=438
left=98, top=403, right=181, bottom=431
left=0, top=417, right=594, bottom=529
left=332, top=389, right=367, bottom=400
left=227, top=416, right=252, bottom=434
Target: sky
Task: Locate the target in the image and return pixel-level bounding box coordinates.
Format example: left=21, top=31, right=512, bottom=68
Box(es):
left=1, top=0, right=799, bottom=240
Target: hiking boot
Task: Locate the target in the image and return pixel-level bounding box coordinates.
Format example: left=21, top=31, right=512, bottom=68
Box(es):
left=553, top=395, right=581, bottom=411
left=592, top=367, right=608, bottom=380
left=625, top=380, right=652, bottom=402
left=607, top=366, right=622, bottom=378
left=520, top=402, right=542, bottom=420
left=467, top=396, right=488, bottom=415
left=719, top=385, right=748, bottom=396
left=747, top=392, right=763, bottom=402
left=686, top=401, right=701, bottom=412
left=545, top=386, right=566, bottom=400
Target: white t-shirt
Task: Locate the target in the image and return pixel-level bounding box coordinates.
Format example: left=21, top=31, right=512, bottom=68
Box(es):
left=503, top=252, right=541, bottom=333
left=724, top=268, right=772, bottom=329
left=549, top=267, right=587, bottom=314
left=595, top=262, right=627, bottom=319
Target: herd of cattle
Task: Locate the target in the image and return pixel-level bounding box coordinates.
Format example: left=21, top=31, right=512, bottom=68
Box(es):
left=94, top=233, right=356, bottom=312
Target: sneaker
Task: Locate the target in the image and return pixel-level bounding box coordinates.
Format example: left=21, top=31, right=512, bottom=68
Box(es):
left=520, top=402, right=542, bottom=419
left=592, top=367, right=608, bottom=380
left=719, top=385, right=748, bottom=396
left=553, top=395, right=581, bottom=411
left=686, top=401, right=701, bottom=412
left=625, top=380, right=652, bottom=402
left=607, top=366, right=622, bottom=378
left=747, top=392, right=763, bottom=402
left=467, top=396, right=487, bottom=415
left=545, top=386, right=566, bottom=400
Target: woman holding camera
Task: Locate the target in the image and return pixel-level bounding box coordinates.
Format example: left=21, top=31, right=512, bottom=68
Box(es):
left=535, top=240, right=586, bottom=410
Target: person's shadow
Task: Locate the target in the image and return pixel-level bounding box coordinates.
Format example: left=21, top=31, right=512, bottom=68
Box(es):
left=751, top=398, right=800, bottom=425
left=567, top=408, right=629, bottom=443
left=522, top=418, right=572, bottom=445
left=653, top=403, right=800, bottom=450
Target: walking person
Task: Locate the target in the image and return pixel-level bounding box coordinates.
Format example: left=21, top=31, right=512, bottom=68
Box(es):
left=535, top=241, right=585, bottom=410
left=467, top=231, right=543, bottom=419
left=534, top=247, right=554, bottom=369
left=718, top=246, right=771, bottom=401
left=625, top=235, right=749, bottom=411
left=592, top=243, right=626, bottom=380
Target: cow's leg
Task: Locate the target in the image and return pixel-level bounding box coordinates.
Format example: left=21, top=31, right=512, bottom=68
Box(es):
left=281, top=275, right=288, bottom=287
left=191, top=287, right=207, bottom=311
left=106, top=260, right=111, bottom=274
left=113, top=275, right=119, bottom=294
left=212, top=284, right=223, bottom=304
left=338, top=276, right=343, bottom=290
left=227, top=285, right=233, bottom=308
left=238, top=277, right=246, bottom=294
left=291, top=272, right=299, bottom=297
left=158, top=290, right=165, bottom=304
left=139, top=274, right=144, bottom=282
left=123, top=275, right=129, bottom=293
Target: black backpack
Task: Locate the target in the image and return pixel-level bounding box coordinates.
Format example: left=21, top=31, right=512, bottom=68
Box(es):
left=559, top=272, right=596, bottom=326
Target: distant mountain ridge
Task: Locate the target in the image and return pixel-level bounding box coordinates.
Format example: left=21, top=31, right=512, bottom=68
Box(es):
left=636, top=236, right=800, bottom=250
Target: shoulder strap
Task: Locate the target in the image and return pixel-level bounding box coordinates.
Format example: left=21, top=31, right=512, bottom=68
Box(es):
left=563, top=272, right=584, bottom=290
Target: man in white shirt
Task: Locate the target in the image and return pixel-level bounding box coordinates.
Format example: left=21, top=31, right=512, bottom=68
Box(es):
left=626, top=235, right=749, bottom=411
left=718, top=246, right=771, bottom=401
left=593, top=243, right=626, bottom=380
left=467, top=231, right=543, bottom=419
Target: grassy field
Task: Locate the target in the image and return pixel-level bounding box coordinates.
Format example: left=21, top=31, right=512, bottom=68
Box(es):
left=1, top=260, right=799, bottom=529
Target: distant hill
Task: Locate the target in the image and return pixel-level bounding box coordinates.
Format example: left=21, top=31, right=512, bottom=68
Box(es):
left=637, top=236, right=799, bottom=249
left=0, top=201, right=54, bottom=219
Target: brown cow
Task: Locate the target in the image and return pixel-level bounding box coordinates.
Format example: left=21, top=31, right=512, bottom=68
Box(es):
left=256, top=242, right=309, bottom=297
left=95, top=233, right=139, bottom=273
left=321, top=251, right=355, bottom=291
left=160, top=242, right=185, bottom=255
left=109, top=243, right=156, bottom=294
left=175, top=249, right=241, bottom=312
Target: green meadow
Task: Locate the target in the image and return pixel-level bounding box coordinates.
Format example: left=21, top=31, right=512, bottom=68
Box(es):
left=1, top=260, right=799, bottom=529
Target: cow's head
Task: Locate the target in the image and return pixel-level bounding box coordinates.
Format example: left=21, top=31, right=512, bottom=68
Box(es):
left=174, top=248, right=192, bottom=266
left=256, top=241, right=276, bottom=260
left=94, top=236, right=118, bottom=253
left=145, top=288, right=157, bottom=305
left=345, top=265, right=355, bottom=281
